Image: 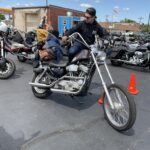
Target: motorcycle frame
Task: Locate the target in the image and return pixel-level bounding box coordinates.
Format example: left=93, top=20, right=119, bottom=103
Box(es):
left=71, top=32, right=116, bottom=109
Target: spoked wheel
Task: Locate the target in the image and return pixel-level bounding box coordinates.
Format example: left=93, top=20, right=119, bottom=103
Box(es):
left=103, top=84, right=136, bottom=131
left=32, top=73, right=52, bottom=99
left=0, top=58, right=16, bottom=79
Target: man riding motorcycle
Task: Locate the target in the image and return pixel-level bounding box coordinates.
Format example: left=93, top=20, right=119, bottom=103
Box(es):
left=62, top=7, right=108, bottom=61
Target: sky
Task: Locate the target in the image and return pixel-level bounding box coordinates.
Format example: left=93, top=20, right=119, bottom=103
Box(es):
left=0, top=0, right=150, bottom=24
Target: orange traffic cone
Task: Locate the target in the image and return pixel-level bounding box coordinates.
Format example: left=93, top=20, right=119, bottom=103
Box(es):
left=98, top=95, right=105, bottom=105
left=128, top=73, right=139, bottom=95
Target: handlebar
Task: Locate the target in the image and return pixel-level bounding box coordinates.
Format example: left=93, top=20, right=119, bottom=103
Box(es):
left=68, top=32, right=90, bottom=48
left=67, top=32, right=107, bottom=50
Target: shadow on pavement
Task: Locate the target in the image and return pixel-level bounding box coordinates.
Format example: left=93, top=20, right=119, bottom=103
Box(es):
left=109, top=63, right=150, bottom=73
left=122, top=128, right=135, bottom=136
left=11, top=67, right=27, bottom=79
left=46, top=82, right=103, bottom=111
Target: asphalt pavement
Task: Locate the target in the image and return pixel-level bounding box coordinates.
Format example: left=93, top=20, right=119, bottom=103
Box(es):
left=0, top=55, right=150, bottom=150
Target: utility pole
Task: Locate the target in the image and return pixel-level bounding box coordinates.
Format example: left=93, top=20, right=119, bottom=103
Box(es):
left=46, top=0, right=48, bottom=6
left=147, top=13, right=150, bottom=32
left=105, top=15, right=109, bottom=22
left=138, top=17, right=144, bottom=24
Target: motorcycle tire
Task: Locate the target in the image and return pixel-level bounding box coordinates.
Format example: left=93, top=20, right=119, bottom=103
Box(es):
left=0, top=58, right=16, bottom=79
left=17, top=56, right=27, bottom=62
left=31, top=73, right=51, bottom=99
left=103, top=84, right=136, bottom=131
left=110, top=60, right=124, bottom=66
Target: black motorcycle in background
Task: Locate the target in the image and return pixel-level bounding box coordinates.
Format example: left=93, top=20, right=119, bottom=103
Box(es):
left=108, top=33, right=150, bottom=69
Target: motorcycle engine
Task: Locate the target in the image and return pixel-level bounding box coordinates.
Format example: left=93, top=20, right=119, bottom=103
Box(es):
left=56, top=63, right=89, bottom=91
left=129, top=51, right=144, bottom=64
left=57, top=79, right=83, bottom=91
left=135, top=51, right=143, bottom=59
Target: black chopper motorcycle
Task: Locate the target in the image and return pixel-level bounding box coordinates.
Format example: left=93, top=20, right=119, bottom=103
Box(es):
left=29, top=32, right=136, bottom=131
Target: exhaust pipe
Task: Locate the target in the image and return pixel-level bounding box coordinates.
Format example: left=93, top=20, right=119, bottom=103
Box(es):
left=29, top=82, right=50, bottom=88
left=111, top=59, right=137, bottom=65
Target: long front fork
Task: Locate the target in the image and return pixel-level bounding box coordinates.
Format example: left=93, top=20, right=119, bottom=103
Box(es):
left=0, top=39, right=5, bottom=58
left=91, top=51, right=115, bottom=109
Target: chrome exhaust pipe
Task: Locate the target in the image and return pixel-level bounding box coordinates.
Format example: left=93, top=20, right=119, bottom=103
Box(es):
left=29, top=82, right=50, bottom=88
left=111, top=59, right=137, bottom=65
left=50, top=88, right=77, bottom=94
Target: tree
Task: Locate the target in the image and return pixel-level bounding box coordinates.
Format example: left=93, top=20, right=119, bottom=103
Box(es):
left=0, top=13, right=5, bottom=21
left=140, top=24, right=150, bottom=32
left=120, top=18, right=136, bottom=23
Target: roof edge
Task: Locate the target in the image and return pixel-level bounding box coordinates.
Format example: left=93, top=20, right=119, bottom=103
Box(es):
left=12, top=4, right=84, bottom=13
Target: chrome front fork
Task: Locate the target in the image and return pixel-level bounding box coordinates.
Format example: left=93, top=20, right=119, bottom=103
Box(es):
left=91, top=51, right=115, bottom=109
left=0, top=39, right=5, bottom=58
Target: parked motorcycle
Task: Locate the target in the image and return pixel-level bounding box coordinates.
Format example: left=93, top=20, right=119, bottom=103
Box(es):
left=29, top=32, right=136, bottom=131
left=0, top=22, right=37, bottom=63
left=0, top=37, right=16, bottom=79
left=6, top=28, right=37, bottom=62
left=109, top=42, right=150, bottom=69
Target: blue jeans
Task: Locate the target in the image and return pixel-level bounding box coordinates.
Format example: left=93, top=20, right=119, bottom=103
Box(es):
left=69, top=41, right=86, bottom=61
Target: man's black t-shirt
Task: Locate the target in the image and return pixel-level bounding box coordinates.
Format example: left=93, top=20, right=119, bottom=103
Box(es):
left=65, top=20, right=107, bottom=45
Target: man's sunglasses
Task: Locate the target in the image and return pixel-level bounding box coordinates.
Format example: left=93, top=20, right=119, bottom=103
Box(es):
left=84, top=15, right=93, bottom=19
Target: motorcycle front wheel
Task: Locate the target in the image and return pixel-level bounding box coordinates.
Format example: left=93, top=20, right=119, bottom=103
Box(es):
left=0, top=58, right=16, bottom=79
left=103, top=84, right=136, bottom=131
left=32, top=73, right=51, bottom=99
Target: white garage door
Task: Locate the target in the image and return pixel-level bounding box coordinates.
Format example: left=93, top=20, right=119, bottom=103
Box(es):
left=26, top=14, right=40, bottom=32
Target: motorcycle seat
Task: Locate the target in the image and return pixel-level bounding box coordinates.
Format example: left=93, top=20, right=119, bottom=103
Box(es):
left=49, top=56, right=69, bottom=67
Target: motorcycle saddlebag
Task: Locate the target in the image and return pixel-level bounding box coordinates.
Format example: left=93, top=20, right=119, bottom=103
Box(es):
left=108, top=46, right=126, bottom=58
left=107, top=48, right=119, bottom=58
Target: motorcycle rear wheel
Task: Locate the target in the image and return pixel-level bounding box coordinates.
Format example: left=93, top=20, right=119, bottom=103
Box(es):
left=110, top=60, right=124, bottom=66
left=0, top=58, right=16, bottom=79
left=17, top=55, right=27, bottom=62
left=103, top=84, right=136, bottom=131
left=32, top=73, right=51, bottom=99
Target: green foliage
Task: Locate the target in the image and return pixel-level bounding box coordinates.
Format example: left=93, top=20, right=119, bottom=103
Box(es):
left=0, top=13, right=5, bottom=21
left=140, top=24, right=150, bottom=32
left=120, top=18, right=136, bottom=23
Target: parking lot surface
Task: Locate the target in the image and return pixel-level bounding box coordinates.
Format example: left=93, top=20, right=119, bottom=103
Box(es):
left=0, top=55, right=150, bottom=150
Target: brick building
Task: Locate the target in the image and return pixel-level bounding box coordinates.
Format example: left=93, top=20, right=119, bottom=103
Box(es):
left=100, top=22, right=141, bottom=32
